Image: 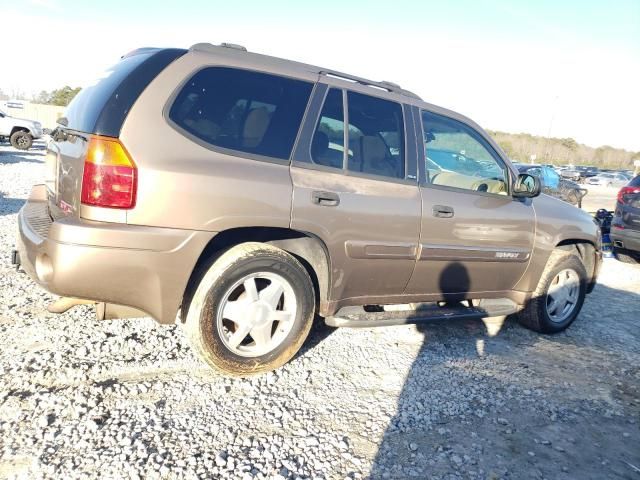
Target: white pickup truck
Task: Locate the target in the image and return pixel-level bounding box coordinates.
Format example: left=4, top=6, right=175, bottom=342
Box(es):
left=0, top=109, right=43, bottom=150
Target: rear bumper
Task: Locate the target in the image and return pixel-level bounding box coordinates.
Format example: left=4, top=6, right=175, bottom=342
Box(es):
left=611, top=226, right=640, bottom=252
left=16, top=185, right=215, bottom=323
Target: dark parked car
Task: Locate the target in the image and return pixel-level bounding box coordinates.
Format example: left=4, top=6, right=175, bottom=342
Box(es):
left=611, top=175, right=640, bottom=264
left=516, top=164, right=587, bottom=207
left=559, top=167, right=582, bottom=182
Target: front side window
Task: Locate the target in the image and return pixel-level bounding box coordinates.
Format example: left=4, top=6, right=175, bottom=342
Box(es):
left=311, top=88, right=345, bottom=169
left=347, top=91, right=405, bottom=179
left=169, top=67, right=313, bottom=161
left=422, top=111, right=508, bottom=195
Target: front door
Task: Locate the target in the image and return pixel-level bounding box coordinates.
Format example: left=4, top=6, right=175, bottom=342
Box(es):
left=290, top=85, right=421, bottom=304
left=405, top=108, right=535, bottom=297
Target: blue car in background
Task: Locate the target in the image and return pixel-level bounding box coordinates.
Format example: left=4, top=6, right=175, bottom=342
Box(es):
left=515, top=164, right=587, bottom=208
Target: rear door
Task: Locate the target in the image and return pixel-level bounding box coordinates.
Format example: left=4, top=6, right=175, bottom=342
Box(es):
left=290, top=84, right=421, bottom=303
left=405, top=107, right=535, bottom=297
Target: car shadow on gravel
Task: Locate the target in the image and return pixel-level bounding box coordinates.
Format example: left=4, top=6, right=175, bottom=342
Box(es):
left=0, top=192, right=25, bottom=216
left=369, top=264, right=640, bottom=479
left=296, top=316, right=336, bottom=358
left=0, top=150, right=44, bottom=164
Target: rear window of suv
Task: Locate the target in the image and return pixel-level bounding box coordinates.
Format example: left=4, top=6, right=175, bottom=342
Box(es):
left=169, top=67, right=313, bottom=161
left=64, top=48, right=186, bottom=136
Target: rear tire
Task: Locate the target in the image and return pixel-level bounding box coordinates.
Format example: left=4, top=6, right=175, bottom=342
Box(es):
left=613, top=247, right=639, bottom=264
left=517, top=250, right=587, bottom=333
left=10, top=130, right=33, bottom=150
left=183, top=242, right=315, bottom=376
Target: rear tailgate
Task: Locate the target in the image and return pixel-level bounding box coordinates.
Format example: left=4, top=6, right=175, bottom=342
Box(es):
left=45, top=134, right=89, bottom=220
left=46, top=47, right=186, bottom=220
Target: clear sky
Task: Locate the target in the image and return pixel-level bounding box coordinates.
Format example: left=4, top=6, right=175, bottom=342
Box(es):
left=1, top=0, right=639, bottom=151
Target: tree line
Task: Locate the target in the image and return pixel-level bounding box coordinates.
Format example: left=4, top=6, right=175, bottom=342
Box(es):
left=0, top=86, right=81, bottom=107
left=32, top=86, right=82, bottom=107
left=487, top=130, right=640, bottom=170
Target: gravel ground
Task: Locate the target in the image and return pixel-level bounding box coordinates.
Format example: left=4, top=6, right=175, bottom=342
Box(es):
left=1, top=142, right=639, bottom=480
left=580, top=184, right=620, bottom=213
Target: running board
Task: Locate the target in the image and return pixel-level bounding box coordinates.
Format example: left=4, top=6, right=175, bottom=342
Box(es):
left=325, top=299, right=518, bottom=328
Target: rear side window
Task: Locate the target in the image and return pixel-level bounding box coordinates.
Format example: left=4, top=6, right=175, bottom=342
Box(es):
left=630, top=175, right=640, bottom=187
left=65, top=48, right=186, bottom=136
left=346, top=92, right=405, bottom=179
left=311, top=88, right=345, bottom=169
left=169, top=67, right=313, bottom=161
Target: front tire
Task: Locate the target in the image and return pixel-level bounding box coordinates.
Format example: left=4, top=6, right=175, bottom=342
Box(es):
left=10, top=130, right=33, bottom=150
left=183, top=242, right=315, bottom=376
left=517, top=250, right=587, bottom=333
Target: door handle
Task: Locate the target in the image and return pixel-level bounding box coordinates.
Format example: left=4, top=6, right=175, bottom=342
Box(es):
left=433, top=205, right=454, bottom=218
left=312, top=191, right=340, bottom=207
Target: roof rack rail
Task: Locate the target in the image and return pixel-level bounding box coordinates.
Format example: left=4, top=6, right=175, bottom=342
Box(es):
left=219, top=42, right=247, bottom=51
left=318, top=70, right=421, bottom=100
left=189, top=42, right=248, bottom=53
left=380, top=80, right=401, bottom=89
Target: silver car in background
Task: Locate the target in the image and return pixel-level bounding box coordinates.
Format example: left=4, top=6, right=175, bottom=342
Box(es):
left=587, top=172, right=630, bottom=187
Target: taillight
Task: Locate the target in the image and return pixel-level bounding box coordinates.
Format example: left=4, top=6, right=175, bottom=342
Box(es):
left=81, top=136, right=137, bottom=209
left=617, top=186, right=640, bottom=205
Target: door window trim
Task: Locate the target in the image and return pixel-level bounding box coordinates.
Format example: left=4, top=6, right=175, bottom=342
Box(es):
left=292, top=82, right=417, bottom=185
left=417, top=108, right=514, bottom=197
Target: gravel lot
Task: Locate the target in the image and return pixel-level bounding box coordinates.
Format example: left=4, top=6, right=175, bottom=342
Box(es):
left=1, top=142, right=639, bottom=480
left=580, top=184, right=620, bottom=214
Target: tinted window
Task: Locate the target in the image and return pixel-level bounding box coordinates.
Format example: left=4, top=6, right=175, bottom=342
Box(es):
left=169, top=67, right=313, bottom=161
left=630, top=175, right=640, bottom=187
left=422, top=111, right=508, bottom=195
left=65, top=48, right=186, bottom=136
left=311, top=89, right=345, bottom=169
left=347, top=91, right=405, bottom=179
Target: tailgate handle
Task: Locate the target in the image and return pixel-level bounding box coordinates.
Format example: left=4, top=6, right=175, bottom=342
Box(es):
left=312, top=191, right=340, bottom=207
left=433, top=205, right=454, bottom=218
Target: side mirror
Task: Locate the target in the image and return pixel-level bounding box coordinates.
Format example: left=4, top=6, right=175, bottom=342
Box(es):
left=513, top=173, right=541, bottom=198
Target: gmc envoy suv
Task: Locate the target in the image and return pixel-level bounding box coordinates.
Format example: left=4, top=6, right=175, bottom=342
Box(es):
left=15, top=43, right=602, bottom=375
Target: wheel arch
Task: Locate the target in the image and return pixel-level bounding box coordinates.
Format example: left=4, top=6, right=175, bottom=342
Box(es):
left=555, top=239, right=598, bottom=293
left=10, top=126, right=31, bottom=136
left=180, top=226, right=331, bottom=320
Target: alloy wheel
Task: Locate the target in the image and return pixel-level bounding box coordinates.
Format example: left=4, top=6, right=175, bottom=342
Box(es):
left=216, top=272, right=297, bottom=357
